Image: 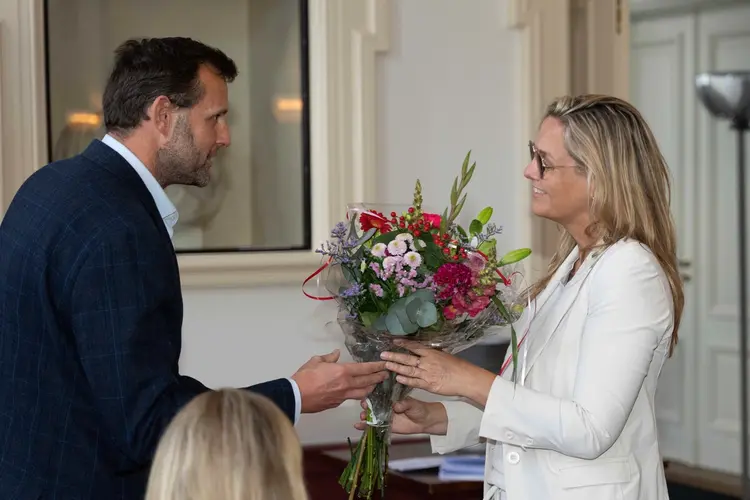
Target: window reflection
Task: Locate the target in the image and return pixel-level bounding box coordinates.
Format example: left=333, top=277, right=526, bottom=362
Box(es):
left=43, top=0, right=311, bottom=252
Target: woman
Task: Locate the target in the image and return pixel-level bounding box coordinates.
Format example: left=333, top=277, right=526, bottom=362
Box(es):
left=362, top=95, right=684, bottom=500
left=146, top=389, right=308, bottom=500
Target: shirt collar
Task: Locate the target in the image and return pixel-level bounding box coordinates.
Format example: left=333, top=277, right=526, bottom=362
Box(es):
left=101, top=134, right=179, bottom=239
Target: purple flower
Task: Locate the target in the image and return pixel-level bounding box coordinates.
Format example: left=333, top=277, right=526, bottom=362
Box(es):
left=341, top=283, right=364, bottom=298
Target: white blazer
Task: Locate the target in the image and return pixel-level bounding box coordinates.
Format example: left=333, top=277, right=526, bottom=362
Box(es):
left=430, top=239, right=674, bottom=500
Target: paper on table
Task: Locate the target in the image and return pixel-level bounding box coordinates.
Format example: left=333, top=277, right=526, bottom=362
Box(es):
left=438, top=455, right=485, bottom=482
left=388, top=455, right=445, bottom=472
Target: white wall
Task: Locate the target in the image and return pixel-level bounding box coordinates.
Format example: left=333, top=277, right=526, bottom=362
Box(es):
left=179, top=0, right=523, bottom=445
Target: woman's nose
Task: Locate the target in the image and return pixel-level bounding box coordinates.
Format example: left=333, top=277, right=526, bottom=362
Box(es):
left=523, top=160, right=539, bottom=181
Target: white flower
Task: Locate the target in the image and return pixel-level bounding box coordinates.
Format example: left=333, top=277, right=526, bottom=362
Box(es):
left=387, top=239, right=408, bottom=256
left=371, top=242, right=387, bottom=257
left=403, top=251, right=422, bottom=268
left=396, top=232, right=415, bottom=250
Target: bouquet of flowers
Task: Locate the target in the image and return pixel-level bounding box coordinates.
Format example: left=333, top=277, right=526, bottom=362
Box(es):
left=309, top=152, right=530, bottom=499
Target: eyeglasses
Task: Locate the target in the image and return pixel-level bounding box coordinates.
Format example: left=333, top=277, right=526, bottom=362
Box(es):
left=528, top=141, right=577, bottom=179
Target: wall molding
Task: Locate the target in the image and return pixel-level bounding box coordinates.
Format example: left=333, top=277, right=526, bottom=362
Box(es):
left=506, top=0, right=572, bottom=281
left=0, top=0, right=390, bottom=289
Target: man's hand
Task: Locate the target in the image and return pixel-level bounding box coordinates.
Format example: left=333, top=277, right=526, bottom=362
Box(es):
left=291, top=349, right=389, bottom=413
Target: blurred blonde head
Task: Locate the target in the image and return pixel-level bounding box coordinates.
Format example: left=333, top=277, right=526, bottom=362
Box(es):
left=524, top=94, right=684, bottom=355
left=145, top=389, right=308, bottom=500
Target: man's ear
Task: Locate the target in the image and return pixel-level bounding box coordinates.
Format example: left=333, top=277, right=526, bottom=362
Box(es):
left=147, top=96, right=173, bottom=138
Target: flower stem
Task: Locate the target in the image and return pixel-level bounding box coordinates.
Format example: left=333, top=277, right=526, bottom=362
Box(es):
left=348, top=429, right=368, bottom=500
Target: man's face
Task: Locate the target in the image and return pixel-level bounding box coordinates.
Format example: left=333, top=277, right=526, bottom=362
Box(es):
left=156, top=65, right=231, bottom=187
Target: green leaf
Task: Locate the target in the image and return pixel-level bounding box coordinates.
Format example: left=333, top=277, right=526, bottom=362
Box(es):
left=461, top=150, right=472, bottom=176
left=423, top=242, right=445, bottom=270
left=411, top=288, right=435, bottom=303
left=476, top=206, right=493, bottom=224
left=453, top=194, right=467, bottom=220
left=450, top=178, right=458, bottom=205
left=456, top=225, right=468, bottom=241
left=469, top=219, right=483, bottom=235
left=360, top=311, right=380, bottom=327
left=405, top=297, right=424, bottom=323
left=415, top=301, right=438, bottom=327
left=389, top=300, right=419, bottom=334
left=371, top=229, right=404, bottom=246
left=499, top=248, right=532, bottom=265
left=355, top=227, right=377, bottom=246
left=477, top=238, right=497, bottom=254
left=374, top=315, right=387, bottom=331
left=440, top=208, right=449, bottom=232
left=385, top=312, right=407, bottom=335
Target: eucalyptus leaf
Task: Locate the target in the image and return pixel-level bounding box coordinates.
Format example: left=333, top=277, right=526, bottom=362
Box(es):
left=469, top=219, right=483, bottom=235
left=405, top=298, right=424, bottom=323
left=476, top=207, right=493, bottom=224
left=355, top=227, right=377, bottom=246
left=411, top=288, right=435, bottom=303
left=499, top=248, right=532, bottom=266
left=385, top=313, right=407, bottom=335
left=389, top=300, right=418, bottom=334
left=416, top=302, right=438, bottom=327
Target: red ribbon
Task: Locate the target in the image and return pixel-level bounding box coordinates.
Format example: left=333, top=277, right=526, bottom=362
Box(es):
left=302, top=257, right=336, bottom=301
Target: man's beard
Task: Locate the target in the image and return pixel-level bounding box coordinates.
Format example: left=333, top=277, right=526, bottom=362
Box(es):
left=155, top=116, right=212, bottom=188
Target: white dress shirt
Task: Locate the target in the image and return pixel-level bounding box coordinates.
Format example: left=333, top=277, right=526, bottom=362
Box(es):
left=100, top=134, right=302, bottom=424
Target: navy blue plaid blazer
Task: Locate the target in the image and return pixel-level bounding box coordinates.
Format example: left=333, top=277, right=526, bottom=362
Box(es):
left=0, top=140, right=295, bottom=500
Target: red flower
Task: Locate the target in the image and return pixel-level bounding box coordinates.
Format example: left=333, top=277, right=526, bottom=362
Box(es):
left=434, top=263, right=473, bottom=300
left=423, top=213, right=442, bottom=228
left=359, top=212, right=391, bottom=233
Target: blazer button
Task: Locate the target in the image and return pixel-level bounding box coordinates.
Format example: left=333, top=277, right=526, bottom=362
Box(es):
left=507, top=452, right=520, bottom=464
left=505, top=431, right=515, bottom=440
left=525, top=438, right=534, bottom=446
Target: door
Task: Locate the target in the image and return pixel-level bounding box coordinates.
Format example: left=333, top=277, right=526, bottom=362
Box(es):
left=694, top=3, right=750, bottom=475
left=630, top=11, right=698, bottom=467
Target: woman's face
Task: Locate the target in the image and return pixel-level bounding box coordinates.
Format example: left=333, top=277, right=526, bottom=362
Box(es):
left=524, top=117, right=590, bottom=228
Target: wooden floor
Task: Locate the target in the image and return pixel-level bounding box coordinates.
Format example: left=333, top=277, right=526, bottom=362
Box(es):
left=665, top=462, right=741, bottom=499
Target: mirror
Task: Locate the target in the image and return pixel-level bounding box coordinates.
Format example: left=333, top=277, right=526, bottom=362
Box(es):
left=43, top=0, right=311, bottom=253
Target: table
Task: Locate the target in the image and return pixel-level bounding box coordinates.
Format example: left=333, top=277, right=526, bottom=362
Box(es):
left=303, top=439, right=484, bottom=499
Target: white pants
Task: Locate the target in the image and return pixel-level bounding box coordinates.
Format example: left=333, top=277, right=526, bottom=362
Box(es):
left=483, top=485, right=504, bottom=500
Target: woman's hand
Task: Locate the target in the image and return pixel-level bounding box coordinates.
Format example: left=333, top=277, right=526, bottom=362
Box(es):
left=354, top=397, right=448, bottom=436
left=381, top=340, right=497, bottom=405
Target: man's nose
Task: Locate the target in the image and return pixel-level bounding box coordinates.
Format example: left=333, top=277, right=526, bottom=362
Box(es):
left=217, top=122, right=231, bottom=147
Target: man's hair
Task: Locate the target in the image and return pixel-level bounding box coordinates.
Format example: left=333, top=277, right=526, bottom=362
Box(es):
left=102, top=37, right=238, bottom=134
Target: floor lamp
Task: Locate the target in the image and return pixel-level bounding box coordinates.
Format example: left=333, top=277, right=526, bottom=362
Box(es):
left=696, top=71, right=750, bottom=499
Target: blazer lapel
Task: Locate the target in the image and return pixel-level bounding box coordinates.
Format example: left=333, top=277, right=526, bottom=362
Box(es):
left=521, top=245, right=608, bottom=378
left=498, top=247, right=580, bottom=381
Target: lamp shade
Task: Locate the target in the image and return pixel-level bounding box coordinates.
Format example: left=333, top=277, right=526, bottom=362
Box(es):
left=695, top=71, right=750, bottom=123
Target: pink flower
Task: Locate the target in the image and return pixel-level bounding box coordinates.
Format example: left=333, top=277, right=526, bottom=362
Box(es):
left=434, top=263, right=473, bottom=300
left=423, top=213, right=442, bottom=228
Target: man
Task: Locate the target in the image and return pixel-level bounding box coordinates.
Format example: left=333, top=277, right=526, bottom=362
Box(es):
left=0, top=37, right=386, bottom=500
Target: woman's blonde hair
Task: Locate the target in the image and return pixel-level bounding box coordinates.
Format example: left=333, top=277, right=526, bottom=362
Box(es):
left=527, top=94, right=684, bottom=355
left=145, top=389, right=308, bottom=500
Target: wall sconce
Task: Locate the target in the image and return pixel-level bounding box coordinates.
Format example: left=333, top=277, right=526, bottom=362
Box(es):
left=52, top=111, right=104, bottom=161
left=273, top=96, right=303, bottom=123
